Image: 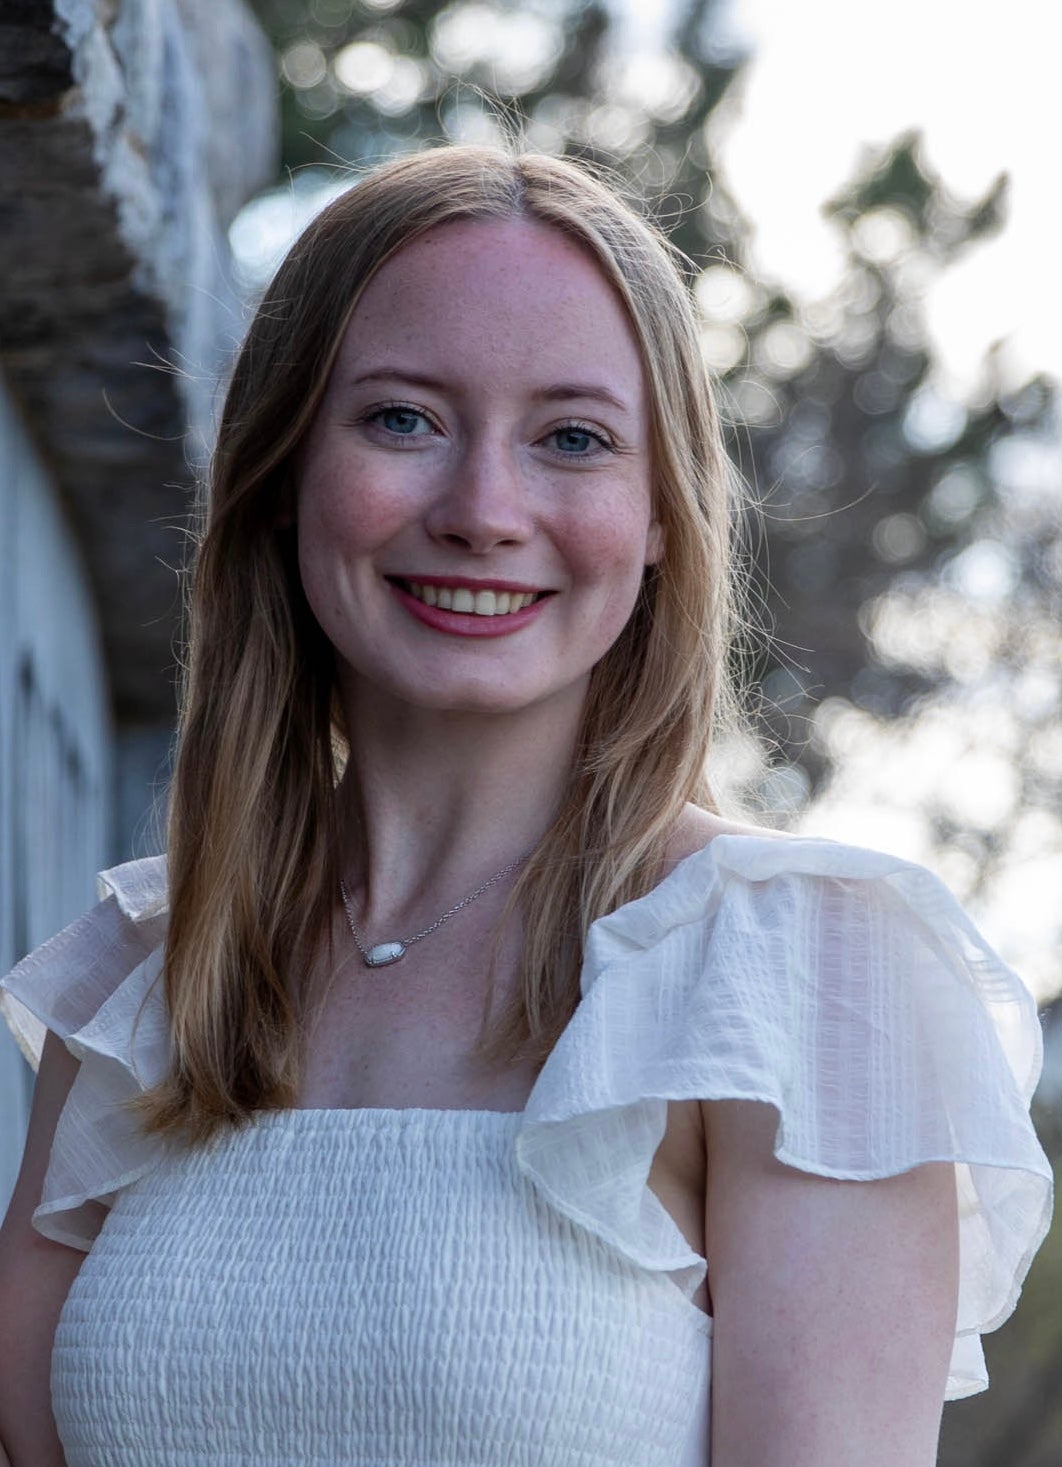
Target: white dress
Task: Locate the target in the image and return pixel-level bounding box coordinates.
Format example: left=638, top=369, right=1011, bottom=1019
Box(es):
left=0, top=835, right=1053, bottom=1467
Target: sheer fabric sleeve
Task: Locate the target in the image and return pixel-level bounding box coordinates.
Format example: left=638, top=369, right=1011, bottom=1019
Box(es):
left=514, top=834, right=1054, bottom=1399
left=0, top=856, right=171, bottom=1250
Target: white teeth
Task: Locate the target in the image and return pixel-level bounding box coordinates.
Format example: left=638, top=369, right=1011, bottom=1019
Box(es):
left=404, top=582, right=541, bottom=615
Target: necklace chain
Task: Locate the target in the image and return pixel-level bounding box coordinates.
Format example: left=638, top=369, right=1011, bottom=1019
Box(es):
left=339, top=851, right=530, bottom=968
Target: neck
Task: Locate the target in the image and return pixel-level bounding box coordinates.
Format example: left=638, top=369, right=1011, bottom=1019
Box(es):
left=336, top=686, right=584, bottom=932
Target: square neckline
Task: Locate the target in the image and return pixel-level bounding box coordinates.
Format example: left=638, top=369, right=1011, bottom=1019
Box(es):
left=284, top=833, right=748, bottom=1119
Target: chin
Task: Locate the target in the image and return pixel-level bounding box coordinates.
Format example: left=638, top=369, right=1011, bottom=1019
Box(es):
left=397, top=673, right=588, bottom=722
left=342, top=660, right=592, bottom=723
left=407, top=687, right=545, bottom=717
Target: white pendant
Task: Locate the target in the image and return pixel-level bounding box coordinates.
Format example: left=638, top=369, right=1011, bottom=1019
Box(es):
left=365, top=941, right=406, bottom=967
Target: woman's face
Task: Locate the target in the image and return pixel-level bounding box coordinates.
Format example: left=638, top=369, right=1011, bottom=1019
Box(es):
left=295, top=216, right=662, bottom=725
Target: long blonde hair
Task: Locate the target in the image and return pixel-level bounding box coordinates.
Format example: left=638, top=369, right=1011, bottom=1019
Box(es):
left=132, top=144, right=741, bottom=1145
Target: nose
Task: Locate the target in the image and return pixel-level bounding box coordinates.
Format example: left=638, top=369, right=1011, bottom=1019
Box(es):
left=423, top=434, right=534, bottom=554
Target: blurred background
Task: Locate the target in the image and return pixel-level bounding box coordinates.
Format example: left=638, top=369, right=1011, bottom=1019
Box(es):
left=0, top=1, right=1058, bottom=1458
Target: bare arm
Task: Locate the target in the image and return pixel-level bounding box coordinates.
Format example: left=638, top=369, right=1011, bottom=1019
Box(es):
left=0, top=1032, right=97, bottom=1467
left=702, top=1098, right=960, bottom=1467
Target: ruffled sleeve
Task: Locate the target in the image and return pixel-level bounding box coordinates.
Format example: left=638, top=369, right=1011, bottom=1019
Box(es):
left=0, top=856, right=171, bottom=1251
left=514, top=834, right=1054, bottom=1400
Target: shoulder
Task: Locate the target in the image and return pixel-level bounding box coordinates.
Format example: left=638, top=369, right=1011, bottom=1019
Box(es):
left=0, top=855, right=172, bottom=1251
left=660, top=804, right=792, bottom=876
left=660, top=807, right=972, bottom=943
left=654, top=805, right=851, bottom=942
left=654, top=819, right=1035, bottom=1047
left=603, top=816, right=1047, bottom=1166
left=1, top=855, right=168, bottom=1073
left=530, top=813, right=1051, bottom=1404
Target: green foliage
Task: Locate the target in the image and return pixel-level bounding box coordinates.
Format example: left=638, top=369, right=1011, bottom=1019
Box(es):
left=826, top=129, right=1010, bottom=260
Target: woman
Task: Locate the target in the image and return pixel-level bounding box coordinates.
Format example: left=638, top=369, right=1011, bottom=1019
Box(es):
left=0, top=145, right=1052, bottom=1467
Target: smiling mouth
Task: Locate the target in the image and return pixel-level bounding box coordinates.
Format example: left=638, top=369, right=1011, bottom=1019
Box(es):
left=389, top=579, right=550, bottom=617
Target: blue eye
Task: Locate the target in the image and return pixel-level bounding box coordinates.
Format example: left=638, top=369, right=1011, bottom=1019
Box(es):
left=374, top=406, right=430, bottom=436
left=550, top=424, right=610, bottom=455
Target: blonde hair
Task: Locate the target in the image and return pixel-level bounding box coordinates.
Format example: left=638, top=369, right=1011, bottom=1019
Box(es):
left=132, top=144, right=741, bottom=1145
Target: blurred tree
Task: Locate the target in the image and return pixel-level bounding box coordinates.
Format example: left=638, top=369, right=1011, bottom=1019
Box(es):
left=240, top=1, right=1061, bottom=1453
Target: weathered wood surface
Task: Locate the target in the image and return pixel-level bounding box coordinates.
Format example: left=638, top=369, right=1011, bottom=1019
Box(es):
left=0, top=0, right=277, bottom=719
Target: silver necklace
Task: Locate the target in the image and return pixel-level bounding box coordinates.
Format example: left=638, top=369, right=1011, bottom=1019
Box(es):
left=339, top=851, right=530, bottom=967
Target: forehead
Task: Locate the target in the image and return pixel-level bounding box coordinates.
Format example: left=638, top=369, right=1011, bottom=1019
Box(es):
left=330, top=217, right=646, bottom=404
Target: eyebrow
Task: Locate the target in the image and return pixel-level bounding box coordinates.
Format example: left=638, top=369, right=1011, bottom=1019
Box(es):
left=343, top=368, right=634, bottom=415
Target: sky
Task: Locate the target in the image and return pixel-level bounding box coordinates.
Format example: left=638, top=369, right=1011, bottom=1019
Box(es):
left=684, top=0, right=1061, bottom=399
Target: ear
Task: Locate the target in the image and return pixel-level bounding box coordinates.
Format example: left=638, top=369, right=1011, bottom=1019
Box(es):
left=645, top=519, right=665, bottom=567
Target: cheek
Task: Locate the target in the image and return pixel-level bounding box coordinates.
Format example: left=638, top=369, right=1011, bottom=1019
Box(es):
left=295, top=446, right=407, bottom=566
left=295, top=479, right=342, bottom=617
left=294, top=457, right=378, bottom=631
left=563, top=497, right=657, bottom=592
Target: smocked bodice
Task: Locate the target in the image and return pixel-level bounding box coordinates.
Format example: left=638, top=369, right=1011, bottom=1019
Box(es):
left=52, top=1106, right=710, bottom=1467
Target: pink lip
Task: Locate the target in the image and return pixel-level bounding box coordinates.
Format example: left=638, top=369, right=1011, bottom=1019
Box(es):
left=390, top=574, right=549, bottom=594
left=389, top=581, right=552, bottom=638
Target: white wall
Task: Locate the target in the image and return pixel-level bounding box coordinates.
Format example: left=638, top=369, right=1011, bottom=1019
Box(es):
left=0, top=376, right=112, bottom=1209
